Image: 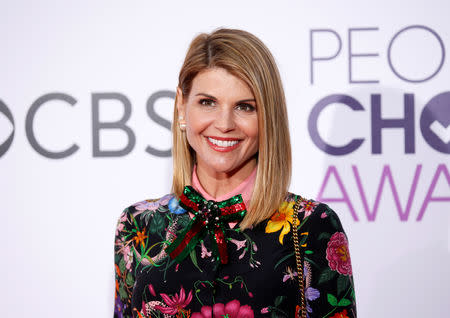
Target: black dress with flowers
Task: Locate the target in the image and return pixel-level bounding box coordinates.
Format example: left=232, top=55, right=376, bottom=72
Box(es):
left=113, top=192, right=356, bottom=318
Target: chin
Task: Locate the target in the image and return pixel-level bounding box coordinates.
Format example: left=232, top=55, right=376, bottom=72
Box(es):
left=210, top=159, right=254, bottom=175
left=197, top=152, right=257, bottom=175
left=210, top=164, right=238, bottom=174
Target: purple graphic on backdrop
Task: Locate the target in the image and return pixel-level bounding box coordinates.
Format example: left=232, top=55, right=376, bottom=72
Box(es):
left=308, top=92, right=450, bottom=155
left=308, top=94, right=365, bottom=155
left=308, top=93, right=416, bottom=155
left=387, top=25, right=446, bottom=83
left=420, top=92, right=450, bottom=154
left=311, top=25, right=446, bottom=85
left=371, top=94, right=415, bottom=154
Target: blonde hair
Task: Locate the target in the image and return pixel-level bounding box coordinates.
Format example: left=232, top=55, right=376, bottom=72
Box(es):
left=172, top=28, right=291, bottom=229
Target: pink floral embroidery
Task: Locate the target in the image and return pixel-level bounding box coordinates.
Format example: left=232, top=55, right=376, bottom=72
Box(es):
left=133, top=195, right=172, bottom=212
left=230, top=238, right=247, bottom=250
left=154, top=286, right=193, bottom=315
left=122, top=245, right=133, bottom=270
left=148, top=284, right=156, bottom=297
left=298, top=200, right=319, bottom=218
left=192, top=299, right=254, bottom=318
left=141, top=300, right=165, bottom=317
left=115, top=213, right=127, bottom=235
left=201, top=241, right=212, bottom=258
left=282, top=266, right=298, bottom=282
left=134, top=200, right=159, bottom=211
left=326, top=232, right=352, bottom=275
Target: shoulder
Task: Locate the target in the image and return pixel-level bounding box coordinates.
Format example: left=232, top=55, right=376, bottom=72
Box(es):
left=283, top=192, right=346, bottom=234
left=115, top=193, right=186, bottom=231
left=286, top=195, right=356, bottom=316
left=125, top=193, right=174, bottom=213
left=264, top=193, right=345, bottom=244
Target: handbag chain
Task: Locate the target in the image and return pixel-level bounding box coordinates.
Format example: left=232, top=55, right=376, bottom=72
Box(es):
left=292, top=197, right=307, bottom=318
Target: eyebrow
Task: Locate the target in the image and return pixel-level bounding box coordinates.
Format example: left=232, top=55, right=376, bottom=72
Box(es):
left=195, top=93, right=256, bottom=103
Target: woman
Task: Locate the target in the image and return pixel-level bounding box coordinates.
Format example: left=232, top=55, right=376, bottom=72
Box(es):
left=114, top=29, right=356, bottom=318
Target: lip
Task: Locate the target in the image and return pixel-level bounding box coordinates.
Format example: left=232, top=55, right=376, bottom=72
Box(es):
left=206, top=135, right=242, bottom=141
left=205, top=136, right=242, bottom=152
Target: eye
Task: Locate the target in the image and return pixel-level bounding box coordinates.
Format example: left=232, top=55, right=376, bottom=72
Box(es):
left=236, top=103, right=256, bottom=112
left=199, top=98, right=216, bottom=107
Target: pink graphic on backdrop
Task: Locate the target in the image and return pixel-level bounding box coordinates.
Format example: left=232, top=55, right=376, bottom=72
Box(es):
left=352, top=165, right=422, bottom=221
left=317, top=164, right=450, bottom=222
left=316, top=166, right=359, bottom=221
left=417, top=164, right=450, bottom=221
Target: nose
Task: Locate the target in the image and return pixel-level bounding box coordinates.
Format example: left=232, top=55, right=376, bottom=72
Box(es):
left=214, top=107, right=236, bottom=132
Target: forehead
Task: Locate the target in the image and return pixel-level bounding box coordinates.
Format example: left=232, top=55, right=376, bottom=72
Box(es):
left=189, top=68, right=254, bottom=100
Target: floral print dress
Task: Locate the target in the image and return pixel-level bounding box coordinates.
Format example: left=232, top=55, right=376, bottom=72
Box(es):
left=114, top=193, right=356, bottom=318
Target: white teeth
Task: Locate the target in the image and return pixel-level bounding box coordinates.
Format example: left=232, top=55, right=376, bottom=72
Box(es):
left=208, top=137, right=239, bottom=147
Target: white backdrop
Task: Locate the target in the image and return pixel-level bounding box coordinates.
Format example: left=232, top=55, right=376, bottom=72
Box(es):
left=1, top=1, right=449, bottom=317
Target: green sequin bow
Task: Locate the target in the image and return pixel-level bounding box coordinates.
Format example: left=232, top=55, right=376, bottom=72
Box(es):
left=165, top=186, right=247, bottom=264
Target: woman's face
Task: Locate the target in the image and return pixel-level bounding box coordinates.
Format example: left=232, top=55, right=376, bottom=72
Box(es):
left=177, top=67, right=259, bottom=177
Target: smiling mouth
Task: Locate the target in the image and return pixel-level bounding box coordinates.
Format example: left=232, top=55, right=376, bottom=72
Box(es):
left=207, top=137, right=240, bottom=147
left=206, top=137, right=241, bottom=152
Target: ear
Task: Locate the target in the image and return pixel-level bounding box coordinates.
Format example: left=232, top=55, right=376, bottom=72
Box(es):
left=176, top=87, right=186, bottom=120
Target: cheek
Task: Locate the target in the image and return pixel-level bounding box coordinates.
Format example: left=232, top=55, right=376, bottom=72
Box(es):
left=185, top=108, right=203, bottom=132
left=185, top=110, right=210, bottom=144
left=185, top=124, right=203, bottom=148
left=247, top=120, right=259, bottom=153
left=242, top=118, right=259, bottom=139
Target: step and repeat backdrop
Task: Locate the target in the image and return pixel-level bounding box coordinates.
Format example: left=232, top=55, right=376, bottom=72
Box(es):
left=1, top=0, right=449, bottom=317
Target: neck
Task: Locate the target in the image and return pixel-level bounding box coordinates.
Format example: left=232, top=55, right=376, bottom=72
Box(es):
left=195, top=159, right=257, bottom=199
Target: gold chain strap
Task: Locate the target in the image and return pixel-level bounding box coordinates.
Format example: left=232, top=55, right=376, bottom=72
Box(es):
left=292, top=197, right=307, bottom=318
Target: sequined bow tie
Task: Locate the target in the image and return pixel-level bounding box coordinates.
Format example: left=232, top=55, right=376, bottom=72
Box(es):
left=165, top=186, right=247, bottom=264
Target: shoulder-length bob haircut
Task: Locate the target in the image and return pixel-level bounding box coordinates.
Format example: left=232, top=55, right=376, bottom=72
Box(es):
left=172, top=28, right=291, bottom=229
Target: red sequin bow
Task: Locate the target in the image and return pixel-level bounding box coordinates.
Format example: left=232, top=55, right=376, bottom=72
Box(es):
left=165, top=186, right=247, bottom=264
